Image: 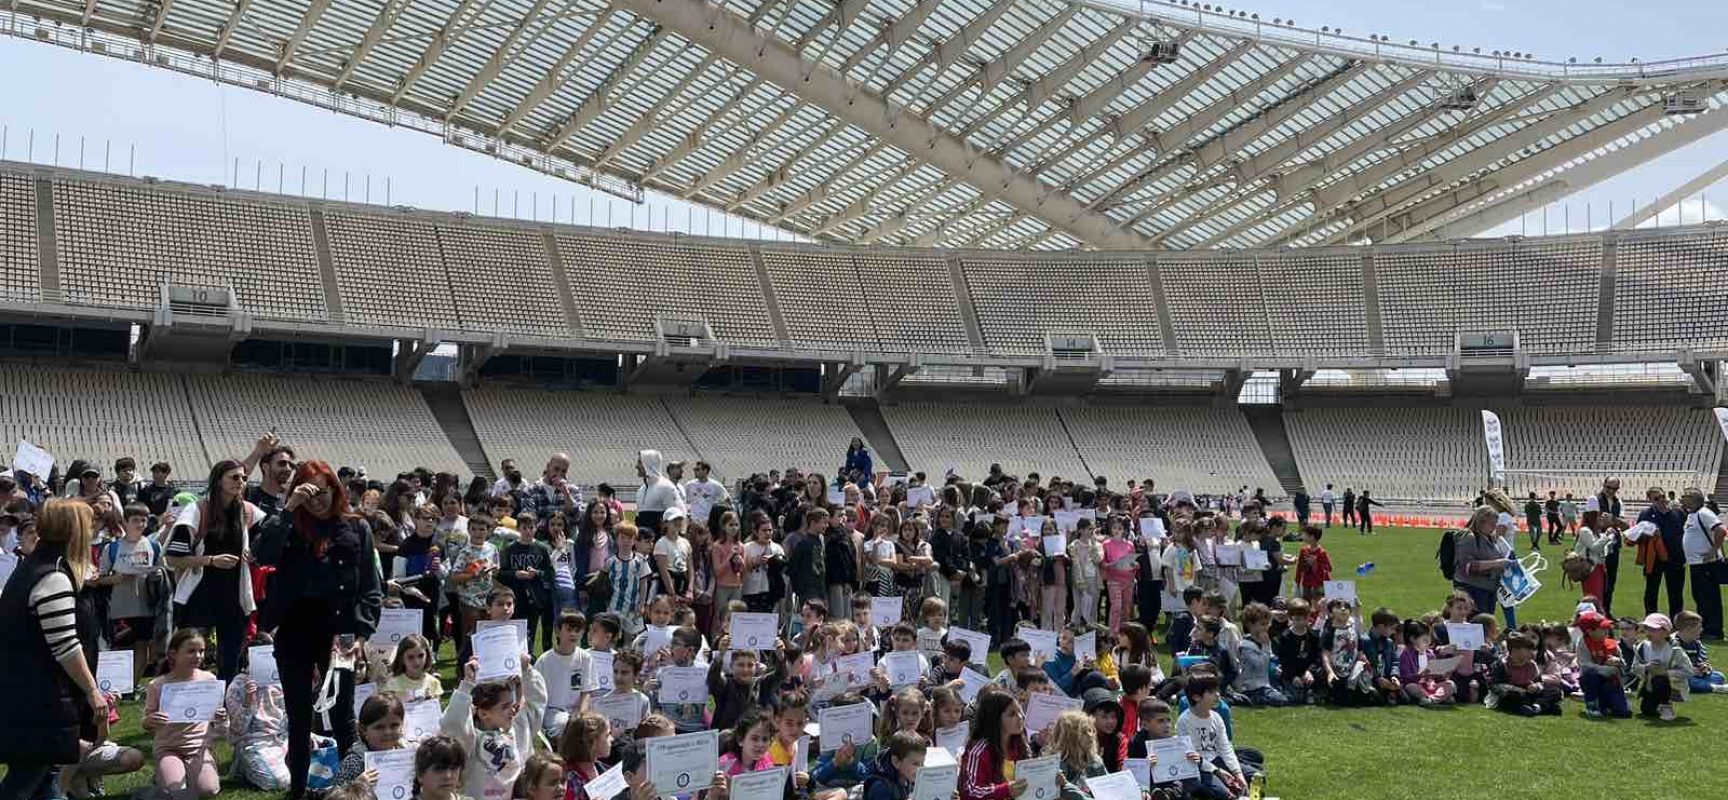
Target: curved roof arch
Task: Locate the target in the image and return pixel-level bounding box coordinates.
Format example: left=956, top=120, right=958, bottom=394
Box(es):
left=8, top=0, right=1728, bottom=250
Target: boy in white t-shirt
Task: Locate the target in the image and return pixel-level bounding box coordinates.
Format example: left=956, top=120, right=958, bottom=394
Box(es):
left=534, top=611, right=593, bottom=738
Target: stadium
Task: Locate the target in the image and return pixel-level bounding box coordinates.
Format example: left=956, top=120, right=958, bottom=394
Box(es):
left=2, top=0, right=1728, bottom=798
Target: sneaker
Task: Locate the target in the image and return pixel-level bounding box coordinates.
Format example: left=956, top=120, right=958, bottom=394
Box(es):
left=1712, top=684, right=1728, bottom=694
left=1513, top=703, right=1539, bottom=717
left=1584, top=702, right=1603, bottom=719
left=1659, top=704, right=1676, bottom=722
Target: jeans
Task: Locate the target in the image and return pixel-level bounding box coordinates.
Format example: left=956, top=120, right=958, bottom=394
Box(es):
left=1322, top=502, right=1334, bottom=526
left=1243, top=685, right=1288, bottom=706
left=1643, top=561, right=1686, bottom=616
left=1688, top=672, right=1725, bottom=694
left=1580, top=669, right=1630, bottom=717
left=1602, top=545, right=1622, bottom=615
left=1455, top=583, right=1496, bottom=621
left=1691, top=561, right=1725, bottom=638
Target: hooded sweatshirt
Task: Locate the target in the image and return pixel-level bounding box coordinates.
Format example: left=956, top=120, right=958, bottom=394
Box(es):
left=636, top=449, right=686, bottom=534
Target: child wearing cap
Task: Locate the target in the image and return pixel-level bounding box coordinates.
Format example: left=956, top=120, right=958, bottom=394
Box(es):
left=1633, top=613, right=1692, bottom=721
left=1574, top=611, right=1632, bottom=719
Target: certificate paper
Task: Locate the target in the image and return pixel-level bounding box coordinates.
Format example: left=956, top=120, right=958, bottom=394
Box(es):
left=595, top=692, right=646, bottom=732
left=1073, top=631, right=1097, bottom=662
left=1323, top=580, right=1357, bottom=604
left=373, top=608, right=423, bottom=650
left=159, top=679, right=225, bottom=722
left=1149, top=737, right=1200, bottom=783
left=589, top=650, right=617, bottom=693
left=835, top=652, right=876, bottom=687
left=1019, top=629, right=1059, bottom=663
left=1445, top=623, right=1485, bottom=651
left=934, top=724, right=967, bottom=758
left=585, top=763, right=628, bottom=800
left=365, top=749, right=416, bottom=800
left=352, top=682, right=377, bottom=715
left=946, top=627, right=992, bottom=662
left=247, top=645, right=281, bottom=687
left=912, top=762, right=959, bottom=800
left=1042, top=534, right=1068, bottom=557
left=403, top=697, right=441, bottom=741
left=1124, top=758, right=1151, bottom=789
left=818, top=702, right=874, bottom=752
left=1241, top=548, right=1270, bottom=571
left=657, top=666, right=709, bottom=706
left=472, top=625, right=521, bottom=682
left=730, top=612, right=780, bottom=650
left=881, top=651, right=924, bottom=688
left=728, top=767, right=788, bottom=800
left=1084, top=771, right=1142, bottom=800
left=870, top=596, right=904, bottom=629
left=957, top=667, right=991, bottom=703
left=1138, top=517, right=1166, bottom=541
left=476, top=619, right=529, bottom=652
left=1023, top=693, right=1082, bottom=735
left=646, top=729, right=719, bottom=796
left=97, top=650, right=135, bottom=695
left=1215, top=545, right=1244, bottom=567
left=1013, top=756, right=1061, bottom=800
left=643, top=625, right=675, bottom=658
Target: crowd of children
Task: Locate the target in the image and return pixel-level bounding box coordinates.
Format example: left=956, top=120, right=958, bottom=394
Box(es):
left=15, top=454, right=1728, bottom=800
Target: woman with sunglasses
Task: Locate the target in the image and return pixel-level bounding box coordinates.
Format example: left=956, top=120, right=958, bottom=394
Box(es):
left=165, top=459, right=264, bottom=682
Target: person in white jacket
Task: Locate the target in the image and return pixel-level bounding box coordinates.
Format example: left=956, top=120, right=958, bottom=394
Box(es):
left=440, top=652, right=549, bottom=800
left=635, top=450, right=686, bottom=536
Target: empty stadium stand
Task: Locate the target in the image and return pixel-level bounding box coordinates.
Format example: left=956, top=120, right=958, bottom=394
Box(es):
left=0, top=365, right=210, bottom=473
left=1284, top=406, right=1487, bottom=503
left=8, top=162, right=1728, bottom=366
left=184, top=373, right=467, bottom=477
left=662, top=395, right=874, bottom=481
left=879, top=402, right=1092, bottom=483
left=1058, top=405, right=1281, bottom=494
left=1496, top=405, right=1722, bottom=498
left=461, top=388, right=699, bottom=489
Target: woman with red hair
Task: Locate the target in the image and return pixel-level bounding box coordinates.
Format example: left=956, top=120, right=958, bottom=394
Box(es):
left=252, top=459, right=382, bottom=800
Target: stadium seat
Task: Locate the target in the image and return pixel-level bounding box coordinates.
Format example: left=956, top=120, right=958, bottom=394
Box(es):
left=438, top=223, right=569, bottom=336
left=461, top=387, right=699, bottom=489
left=1612, top=228, right=1728, bottom=352
left=0, top=174, right=38, bottom=302
left=1059, top=405, right=1281, bottom=494
left=324, top=212, right=459, bottom=329
left=960, top=254, right=1164, bottom=356
left=1158, top=254, right=1275, bottom=356
left=1377, top=240, right=1600, bottom=355
left=880, top=402, right=1090, bottom=482
left=662, top=395, right=874, bottom=483
left=0, top=366, right=209, bottom=473
left=557, top=233, right=777, bottom=346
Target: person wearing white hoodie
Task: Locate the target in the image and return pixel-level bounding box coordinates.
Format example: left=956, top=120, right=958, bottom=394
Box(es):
left=440, top=653, right=548, bottom=800
left=635, top=449, right=685, bottom=535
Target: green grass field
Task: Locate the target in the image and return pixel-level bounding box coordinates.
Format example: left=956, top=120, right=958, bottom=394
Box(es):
left=40, top=524, right=1728, bottom=800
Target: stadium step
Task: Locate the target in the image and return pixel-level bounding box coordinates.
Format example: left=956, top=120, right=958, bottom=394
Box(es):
left=840, top=398, right=911, bottom=473
left=1241, top=405, right=1305, bottom=496
left=416, top=382, right=495, bottom=481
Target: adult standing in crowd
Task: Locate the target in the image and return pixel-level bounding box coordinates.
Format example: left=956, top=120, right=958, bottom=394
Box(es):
left=136, top=462, right=176, bottom=518
left=635, top=449, right=684, bottom=535
left=1452, top=506, right=1512, bottom=618
left=252, top=460, right=382, bottom=800
left=1636, top=486, right=1688, bottom=616
left=243, top=435, right=295, bottom=515
left=490, top=458, right=525, bottom=499
left=520, top=453, right=581, bottom=522
left=165, top=459, right=263, bottom=681
left=1595, top=478, right=1624, bottom=615
left=1680, top=488, right=1726, bottom=639
left=1292, top=489, right=1311, bottom=528
left=683, top=461, right=731, bottom=529
left=109, top=458, right=143, bottom=506
left=0, top=499, right=109, bottom=800
left=1341, top=487, right=1356, bottom=528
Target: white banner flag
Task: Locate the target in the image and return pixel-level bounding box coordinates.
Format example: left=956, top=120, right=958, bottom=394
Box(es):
left=1714, top=407, right=1728, bottom=443
left=1481, top=410, right=1505, bottom=484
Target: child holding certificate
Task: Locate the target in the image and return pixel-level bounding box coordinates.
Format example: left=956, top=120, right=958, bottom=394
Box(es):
left=1046, top=712, right=1105, bottom=800
left=144, top=629, right=226, bottom=800
left=958, top=692, right=1027, bottom=800
left=332, top=692, right=407, bottom=789
left=557, top=712, right=610, bottom=800
left=718, top=707, right=778, bottom=775
left=442, top=653, right=550, bottom=800
left=224, top=635, right=292, bottom=790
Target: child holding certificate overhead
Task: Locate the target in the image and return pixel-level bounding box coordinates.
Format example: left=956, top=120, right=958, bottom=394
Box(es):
left=443, top=653, right=549, bottom=800
left=144, top=629, right=226, bottom=800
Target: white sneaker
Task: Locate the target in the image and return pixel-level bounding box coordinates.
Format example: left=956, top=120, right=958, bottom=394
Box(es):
left=1711, top=684, right=1728, bottom=694
left=1659, top=704, right=1677, bottom=722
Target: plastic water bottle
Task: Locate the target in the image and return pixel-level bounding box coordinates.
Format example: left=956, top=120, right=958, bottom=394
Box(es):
left=1356, top=562, right=1376, bottom=577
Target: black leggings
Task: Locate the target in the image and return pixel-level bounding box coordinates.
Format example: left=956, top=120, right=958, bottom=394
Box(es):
left=277, top=611, right=349, bottom=796
left=175, top=601, right=249, bottom=682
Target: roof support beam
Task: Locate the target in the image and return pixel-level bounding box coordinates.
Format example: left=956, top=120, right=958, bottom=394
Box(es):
left=1231, top=71, right=1429, bottom=185
left=447, top=0, right=559, bottom=121
left=392, top=0, right=487, bottom=104
left=147, top=0, right=174, bottom=42
left=611, top=0, right=1152, bottom=247
left=1108, top=40, right=1256, bottom=140
left=541, top=27, right=668, bottom=151
left=496, top=10, right=624, bottom=136
left=728, top=120, right=848, bottom=211
left=936, top=0, right=1017, bottom=71
left=1396, top=100, right=1728, bottom=242
left=685, top=102, right=800, bottom=199
left=275, top=0, right=330, bottom=75
left=211, top=0, right=253, bottom=61
left=1612, top=154, right=1728, bottom=230
left=837, top=0, right=938, bottom=74
left=1320, top=91, right=1656, bottom=244
left=1024, top=23, right=1133, bottom=109
left=593, top=55, right=727, bottom=169
left=638, top=77, right=767, bottom=183
left=332, top=0, right=411, bottom=90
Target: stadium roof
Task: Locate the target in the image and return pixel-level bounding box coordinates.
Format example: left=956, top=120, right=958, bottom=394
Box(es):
left=11, top=0, right=1728, bottom=250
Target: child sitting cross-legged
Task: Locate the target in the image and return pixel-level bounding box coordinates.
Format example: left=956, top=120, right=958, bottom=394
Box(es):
left=1233, top=603, right=1286, bottom=707
left=1127, top=697, right=1203, bottom=800
left=1487, top=632, right=1563, bottom=716
left=1634, top=613, right=1692, bottom=722
left=1177, top=676, right=1246, bottom=800
left=1396, top=620, right=1456, bottom=707
left=1672, top=610, right=1728, bottom=694
left=1575, top=611, right=1632, bottom=719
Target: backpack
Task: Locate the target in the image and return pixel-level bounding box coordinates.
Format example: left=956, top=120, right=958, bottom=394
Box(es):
left=1436, top=529, right=1460, bottom=580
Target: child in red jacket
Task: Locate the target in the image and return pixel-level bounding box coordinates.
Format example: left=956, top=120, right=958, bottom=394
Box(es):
left=1291, top=525, right=1332, bottom=605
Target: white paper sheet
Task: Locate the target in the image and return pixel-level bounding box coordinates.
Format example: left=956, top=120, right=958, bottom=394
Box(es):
left=247, top=645, right=280, bottom=687
left=471, top=625, right=521, bottom=682
left=881, top=651, right=924, bottom=687
left=656, top=665, right=709, bottom=706
left=870, top=596, right=904, bottom=629
left=730, top=612, right=780, bottom=650
left=728, top=767, right=788, bottom=800
left=373, top=608, right=423, bottom=650
left=912, top=762, right=958, bottom=800
left=1013, top=756, right=1061, bottom=800
left=365, top=749, right=416, bottom=800
left=159, top=679, right=225, bottom=723
left=1149, top=737, right=1200, bottom=783
left=96, top=650, right=135, bottom=696
left=403, top=697, right=441, bottom=742
left=646, top=729, right=719, bottom=795
left=818, top=702, right=874, bottom=752
left=1023, top=693, right=1081, bottom=736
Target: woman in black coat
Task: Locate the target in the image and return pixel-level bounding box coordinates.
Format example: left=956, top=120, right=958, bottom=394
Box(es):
left=252, top=459, right=383, bottom=799
left=0, top=500, right=109, bottom=800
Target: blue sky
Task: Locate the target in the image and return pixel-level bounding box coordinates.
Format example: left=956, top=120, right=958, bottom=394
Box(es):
left=2, top=0, right=1727, bottom=241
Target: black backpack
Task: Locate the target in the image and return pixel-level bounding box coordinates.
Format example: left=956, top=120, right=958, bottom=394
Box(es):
left=1436, top=529, right=1460, bottom=579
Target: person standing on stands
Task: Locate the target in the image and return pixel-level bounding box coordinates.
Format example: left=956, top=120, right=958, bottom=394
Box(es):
left=252, top=460, right=382, bottom=800
left=1341, top=488, right=1356, bottom=529
left=519, top=454, right=581, bottom=523
left=843, top=438, right=874, bottom=486
left=1680, top=488, right=1726, bottom=640
left=1596, top=478, right=1625, bottom=616
left=634, top=450, right=685, bottom=536
left=1637, top=487, right=1688, bottom=617
left=1356, top=491, right=1384, bottom=535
